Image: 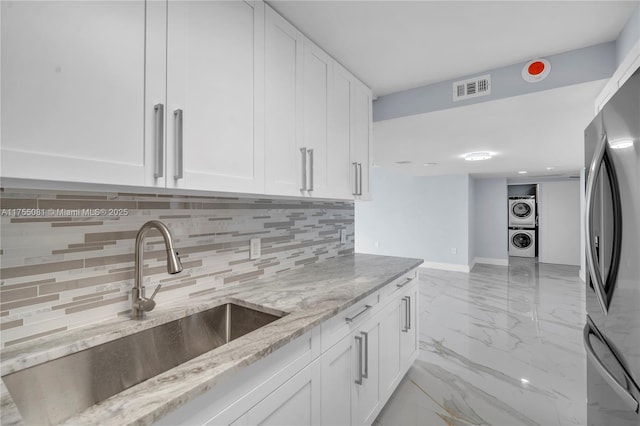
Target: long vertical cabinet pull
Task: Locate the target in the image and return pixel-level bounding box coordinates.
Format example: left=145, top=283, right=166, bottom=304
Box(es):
left=354, top=335, right=363, bottom=385
left=352, top=162, right=359, bottom=195
left=300, top=148, right=307, bottom=192
left=174, top=109, right=184, bottom=180
left=401, top=297, right=409, bottom=333
left=307, top=149, right=314, bottom=192
left=361, top=331, right=369, bottom=379
left=357, top=162, right=363, bottom=195
left=407, top=296, right=412, bottom=330
left=153, top=104, right=165, bottom=179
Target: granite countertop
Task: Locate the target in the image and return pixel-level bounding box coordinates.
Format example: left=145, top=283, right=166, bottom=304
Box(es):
left=0, top=253, right=422, bottom=426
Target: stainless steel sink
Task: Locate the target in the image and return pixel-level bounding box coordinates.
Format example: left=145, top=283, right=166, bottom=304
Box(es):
left=2, top=302, right=285, bottom=425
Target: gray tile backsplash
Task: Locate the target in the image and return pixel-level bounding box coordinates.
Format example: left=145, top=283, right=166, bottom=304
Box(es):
left=0, top=190, right=354, bottom=348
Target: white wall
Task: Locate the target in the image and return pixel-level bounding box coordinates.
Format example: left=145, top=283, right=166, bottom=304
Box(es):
left=538, top=181, right=581, bottom=266
left=473, top=178, right=508, bottom=265
left=355, top=168, right=471, bottom=270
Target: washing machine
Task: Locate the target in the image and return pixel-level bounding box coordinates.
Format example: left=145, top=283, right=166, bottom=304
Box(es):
left=508, top=198, right=536, bottom=227
left=509, top=229, right=536, bottom=257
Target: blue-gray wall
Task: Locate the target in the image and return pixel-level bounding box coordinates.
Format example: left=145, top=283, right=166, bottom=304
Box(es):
left=473, top=178, right=508, bottom=262
left=355, top=168, right=470, bottom=267
left=616, top=4, right=640, bottom=66
left=373, top=42, right=616, bottom=122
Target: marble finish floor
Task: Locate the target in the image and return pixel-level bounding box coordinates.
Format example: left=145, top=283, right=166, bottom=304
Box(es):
left=375, top=258, right=586, bottom=426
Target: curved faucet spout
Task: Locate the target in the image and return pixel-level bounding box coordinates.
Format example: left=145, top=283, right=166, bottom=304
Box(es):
left=132, top=220, right=183, bottom=319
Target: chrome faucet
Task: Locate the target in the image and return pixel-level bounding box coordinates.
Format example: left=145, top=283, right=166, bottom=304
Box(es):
left=132, top=220, right=183, bottom=319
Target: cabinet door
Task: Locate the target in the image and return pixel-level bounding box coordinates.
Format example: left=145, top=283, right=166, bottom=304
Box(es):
left=1, top=0, right=148, bottom=186
left=328, top=61, right=357, bottom=200
left=400, top=284, right=419, bottom=368
left=264, top=5, right=304, bottom=197
left=320, top=333, right=356, bottom=425
left=355, top=317, right=381, bottom=425
left=166, top=0, right=264, bottom=193
left=379, top=298, right=402, bottom=400
left=351, top=80, right=373, bottom=200
left=301, top=39, right=330, bottom=197
left=246, top=360, right=320, bottom=426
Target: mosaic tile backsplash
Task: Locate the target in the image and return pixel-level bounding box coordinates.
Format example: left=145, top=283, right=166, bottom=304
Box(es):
left=0, top=189, right=354, bottom=348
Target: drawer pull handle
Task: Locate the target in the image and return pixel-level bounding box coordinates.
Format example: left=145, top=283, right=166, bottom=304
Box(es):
left=402, top=297, right=409, bottom=333
left=361, top=331, right=369, bottom=379
left=345, top=304, right=372, bottom=323
left=354, top=335, right=363, bottom=385
left=396, top=277, right=412, bottom=288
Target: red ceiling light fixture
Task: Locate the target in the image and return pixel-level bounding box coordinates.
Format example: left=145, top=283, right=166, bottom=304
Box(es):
left=522, top=58, right=551, bottom=83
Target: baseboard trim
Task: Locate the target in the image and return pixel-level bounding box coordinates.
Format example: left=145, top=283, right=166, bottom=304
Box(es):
left=420, top=261, right=470, bottom=273
left=473, top=257, right=509, bottom=267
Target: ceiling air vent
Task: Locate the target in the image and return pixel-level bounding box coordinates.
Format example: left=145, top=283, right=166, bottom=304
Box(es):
left=453, top=74, right=491, bottom=102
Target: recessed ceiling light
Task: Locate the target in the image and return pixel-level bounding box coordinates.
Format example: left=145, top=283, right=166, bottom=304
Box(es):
left=609, top=139, right=634, bottom=150
left=546, top=166, right=555, bottom=170
left=518, top=171, right=528, bottom=174
left=395, top=160, right=412, bottom=164
left=423, top=162, right=438, bottom=166
left=463, top=152, right=493, bottom=161
left=520, top=378, right=530, bottom=384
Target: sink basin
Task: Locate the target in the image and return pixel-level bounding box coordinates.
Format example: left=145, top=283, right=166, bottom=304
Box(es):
left=3, top=302, right=285, bottom=425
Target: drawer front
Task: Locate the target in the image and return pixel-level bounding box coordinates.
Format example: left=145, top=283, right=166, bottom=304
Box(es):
left=379, top=269, right=417, bottom=302
left=320, top=291, right=379, bottom=352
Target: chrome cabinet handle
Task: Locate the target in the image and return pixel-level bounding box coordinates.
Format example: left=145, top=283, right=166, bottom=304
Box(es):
left=401, top=297, right=409, bottom=333
left=583, top=321, right=639, bottom=412
left=585, top=133, right=609, bottom=315
left=358, top=162, right=363, bottom=195
left=153, top=104, right=164, bottom=179
left=345, top=304, right=372, bottom=323
left=354, top=335, right=363, bottom=385
left=407, top=295, right=412, bottom=330
left=174, top=109, right=183, bottom=180
left=353, top=162, right=359, bottom=195
left=300, top=147, right=307, bottom=191
left=396, top=277, right=412, bottom=288
left=307, top=149, right=314, bottom=192
left=361, top=331, right=369, bottom=379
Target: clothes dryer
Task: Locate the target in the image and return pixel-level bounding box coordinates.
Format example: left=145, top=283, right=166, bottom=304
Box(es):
left=508, top=198, right=536, bottom=227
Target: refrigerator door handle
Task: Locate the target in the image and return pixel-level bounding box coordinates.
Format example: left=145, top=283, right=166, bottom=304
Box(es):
left=585, top=133, right=610, bottom=315
left=583, top=322, right=639, bottom=413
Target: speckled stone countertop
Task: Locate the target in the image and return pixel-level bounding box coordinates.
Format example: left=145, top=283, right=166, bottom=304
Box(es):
left=1, top=253, right=422, bottom=426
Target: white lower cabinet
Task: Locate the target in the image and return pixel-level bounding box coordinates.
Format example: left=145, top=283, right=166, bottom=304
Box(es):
left=154, top=269, right=419, bottom=426
left=379, top=299, right=402, bottom=399
left=400, top=284, right=419, bottom=368
left=353, top=316, right=381, bottom=425
left=320, top=332, right=356, bottom=425
left=234, top=360, right=321, bottom=426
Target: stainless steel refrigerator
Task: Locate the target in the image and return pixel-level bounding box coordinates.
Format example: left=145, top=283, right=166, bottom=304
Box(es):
left=584, top=65, right=640, bottom=425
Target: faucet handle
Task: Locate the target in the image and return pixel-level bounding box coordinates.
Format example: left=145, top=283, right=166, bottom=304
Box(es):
left=149, top=284, right=162, bottom=301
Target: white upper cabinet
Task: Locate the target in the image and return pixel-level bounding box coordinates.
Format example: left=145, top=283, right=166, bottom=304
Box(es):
left=162, top=0, right=265, bottom=193
left=328, top=62, right=357, bottom=200
left=352, top=79, right=373, bottom=200
left=264, top=5, right=304, bottom=197
left=1, top=0, right=372, bottom=201
left=1, top=1, right=148, bottom=186
left=300, top=39, right=331, bottom=197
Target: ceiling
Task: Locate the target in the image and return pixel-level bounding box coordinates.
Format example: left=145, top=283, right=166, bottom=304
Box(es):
left=373, top=79, right=606, bottom=178
left=267, top=1, right=638, bottom=178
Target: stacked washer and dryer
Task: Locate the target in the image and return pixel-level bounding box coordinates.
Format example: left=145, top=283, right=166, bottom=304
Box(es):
left=508, top=197, right=536, bottom=257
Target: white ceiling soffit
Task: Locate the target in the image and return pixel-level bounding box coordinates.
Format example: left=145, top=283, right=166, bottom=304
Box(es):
left=372, top=79, right=607, bottom=178
left=267, top=1, right=637, bottom=96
